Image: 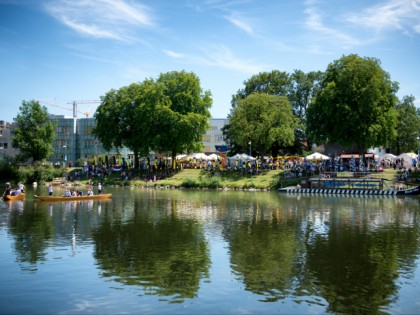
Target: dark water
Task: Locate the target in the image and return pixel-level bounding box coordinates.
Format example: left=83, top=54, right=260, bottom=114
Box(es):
left=1, top=185, right=419, bottom=314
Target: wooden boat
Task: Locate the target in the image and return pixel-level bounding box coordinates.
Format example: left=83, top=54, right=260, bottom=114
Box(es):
left=3, top=193, right=26, bottom=201
left=279, top=177, right=420, bottom=196
left=34, top=193, right=112, bottom=202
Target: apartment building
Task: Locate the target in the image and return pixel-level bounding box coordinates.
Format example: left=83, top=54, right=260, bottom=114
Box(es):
left=0, top=117, right=228, bottom=166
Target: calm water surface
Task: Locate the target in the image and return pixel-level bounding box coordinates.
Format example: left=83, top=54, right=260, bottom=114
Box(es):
left=1, top=185, right=419, bottom=314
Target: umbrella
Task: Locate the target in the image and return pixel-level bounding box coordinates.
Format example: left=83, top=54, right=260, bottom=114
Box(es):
left=189, top=153, right=209, bottom=160
left=305, top=152, right=330, bottom=161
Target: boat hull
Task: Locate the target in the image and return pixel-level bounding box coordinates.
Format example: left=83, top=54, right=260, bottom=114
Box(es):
left=3, top=193, right=26, bottom=201
left=34, top=194, right=112, bottom=201
left=278, top=186, right=420, bottom=196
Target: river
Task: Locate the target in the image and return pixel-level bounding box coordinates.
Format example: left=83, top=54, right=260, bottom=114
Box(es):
left=1, top=185, right=419, bottom=314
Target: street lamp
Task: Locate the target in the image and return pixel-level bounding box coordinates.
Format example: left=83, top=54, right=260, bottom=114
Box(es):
left=417, top=136, right=420, bottom=167
left=248, top=141, right=252, bottom=156
left=417, top=136, right=420, bottom=157
left=62, top=145, right=67, bottom=167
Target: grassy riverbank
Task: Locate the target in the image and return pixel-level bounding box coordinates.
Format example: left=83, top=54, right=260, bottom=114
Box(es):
left=110, top=169, right=285, bottom=190
left=83, top=167, right=406, bottom=191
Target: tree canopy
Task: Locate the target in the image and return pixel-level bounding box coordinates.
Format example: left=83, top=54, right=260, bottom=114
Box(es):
left=225, top=70, right=321, bottom=155
left=389, top=95, right=420, bottom=155
left=12, top=100, right=56, bottom=163
left=229, top=93, right=296, bottom=157
left=93, top=70, right=212, bottom=168
left=307, top=54, right=398, bottom=154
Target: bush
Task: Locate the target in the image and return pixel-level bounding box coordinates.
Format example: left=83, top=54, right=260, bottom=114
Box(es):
left=182, top=178, right=199, bottom=188
left=14, top=164, right=65, bottom=185
left=200, top=177, right=220, bottom=188
left=0, top=160, right=15, bottom=181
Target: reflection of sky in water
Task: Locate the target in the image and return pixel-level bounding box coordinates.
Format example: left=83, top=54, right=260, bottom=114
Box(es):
left=1, top=189, right=420, bottom=314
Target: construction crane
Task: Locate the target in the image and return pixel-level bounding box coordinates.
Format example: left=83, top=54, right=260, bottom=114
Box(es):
left=67, top=100, right=101, bottom=118
left=38, top=99, right=100, bottom=118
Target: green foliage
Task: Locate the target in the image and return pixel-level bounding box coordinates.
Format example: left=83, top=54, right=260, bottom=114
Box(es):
left=94, top=71, right=212, bottom=169
left=200, top=177, right=221, bottom=188
left=232, top=70, right=291, bottom=108
left=388, top=95, right=420, bottom=154
left=155, top=71, right=212, bottom=163
left=182, top=178, right=199, bottom=188
left=226, top=70, right=322, bottom=156
left=0, top=160, right=16, bottom=181
left=229, top=93, right=296, bottom=157
left=12, top=100, right=56, bottom=163
left=307, top=54, right=398, bottom=154
left=14, top=164, right=65, bottom=184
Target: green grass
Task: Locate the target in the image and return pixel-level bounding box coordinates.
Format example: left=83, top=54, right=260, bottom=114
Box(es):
left=72, top=167, right=412, bottom=190
left=137, top=169, right=283, bottom=190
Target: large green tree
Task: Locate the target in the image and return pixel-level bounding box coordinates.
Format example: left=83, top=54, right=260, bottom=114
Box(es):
left=93, top=71, right=211, bottom=169
left=231, top=70, right=291, bottom=107
left=93, top=81, right=165, bottom=168
left=226, top=70, right=291, bottom=155
left=307, top=54, right=398, bottom=155
left=389, top=95, right=420, bottom=155
left=289, top=70, right=324, bottom=152
left=229, top=93, right=296, bottom=157
left=12, top=100, right=56, bottom=163
left=225, top=70, right=321, bottom=155
left=153, top=71, right=212, bottom=166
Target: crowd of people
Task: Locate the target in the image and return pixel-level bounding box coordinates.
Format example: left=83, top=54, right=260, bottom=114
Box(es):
left=47, top=182, right=102, bottom=197
left=3, top=182, right=25, bottom=197
left=61, top=152, right=420, bottom=185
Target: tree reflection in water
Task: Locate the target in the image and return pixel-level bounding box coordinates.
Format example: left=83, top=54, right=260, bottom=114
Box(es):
left=223, top=194, right=420, bottom=314
left=92, top=195, right=210, bottom=303
left=2, top=188, right=420, bottom=314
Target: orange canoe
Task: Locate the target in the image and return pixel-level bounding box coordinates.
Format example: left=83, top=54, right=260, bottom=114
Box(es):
left=34, top=193, right=112, bottom=202
left=3, top=193, right=26, bottom=201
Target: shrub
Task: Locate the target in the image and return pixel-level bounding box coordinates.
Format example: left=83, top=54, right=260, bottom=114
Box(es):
left=182, top=178, right=199, bottom=188
left=201, top=177, right=220, bottom=188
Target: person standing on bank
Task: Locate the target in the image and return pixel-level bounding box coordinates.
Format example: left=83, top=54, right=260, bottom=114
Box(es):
left=98, top=182, right=102, bottom=195
left=48, top=184, right=53, bottom=196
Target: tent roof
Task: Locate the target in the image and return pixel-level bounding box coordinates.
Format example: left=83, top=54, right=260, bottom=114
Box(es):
left=398, top=152, right=418, bottom=159
left=306, top=152, right=330, bottom=160
left=340, top=153, right=375, bottom=159
left=228, top=153, right=256, bottom=161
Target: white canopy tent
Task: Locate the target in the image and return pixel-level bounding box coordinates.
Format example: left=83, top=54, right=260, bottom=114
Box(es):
left=207, top=153, right=222, bottom=160
left=305, top=152, right=330, bottom=161
left=398, top=152, right=418, bottom=159
left=228, top=153, right=256, bottom=162
left=188, top=153, right=209, bottom=160
left=397, top=152, right=418, bottom=168
left=379, top=153, right=397, bottom=161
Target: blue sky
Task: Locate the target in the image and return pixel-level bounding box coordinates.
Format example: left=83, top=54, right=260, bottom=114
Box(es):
left=1, top=0, right=420, bottom=122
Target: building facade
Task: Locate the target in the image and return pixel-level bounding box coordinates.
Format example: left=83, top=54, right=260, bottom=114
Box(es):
left=0, top=120, right=19, bottom=161
left=1, top=117, right=229, bottom=166
left=203, top=118, right=228, bottom=154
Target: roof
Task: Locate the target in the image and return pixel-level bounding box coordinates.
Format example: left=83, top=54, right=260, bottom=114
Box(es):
left=340, top=153, right=375, bottom=159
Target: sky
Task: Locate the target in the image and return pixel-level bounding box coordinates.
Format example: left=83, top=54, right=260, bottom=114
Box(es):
left=1, top=0, right=420, bottom=122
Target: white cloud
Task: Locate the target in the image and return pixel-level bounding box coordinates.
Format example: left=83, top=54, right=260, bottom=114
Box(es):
left=163, top=45, right=265, bottom=74
left=304, top=4, right=360, bottom=49
left=60, top=16, right=122, bottom=40
left=163, top=49, right=185, bottom=59
left=346, top=0, right=420, bottom=35
left=44, top=0, right=154, bottom=41
left=224, top=15, right=254, bottom=34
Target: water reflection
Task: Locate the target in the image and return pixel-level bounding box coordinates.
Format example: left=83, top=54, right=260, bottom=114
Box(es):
left=92, top=198, right=211, bottom=303
left=0, top=188, right=419, bottom=314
